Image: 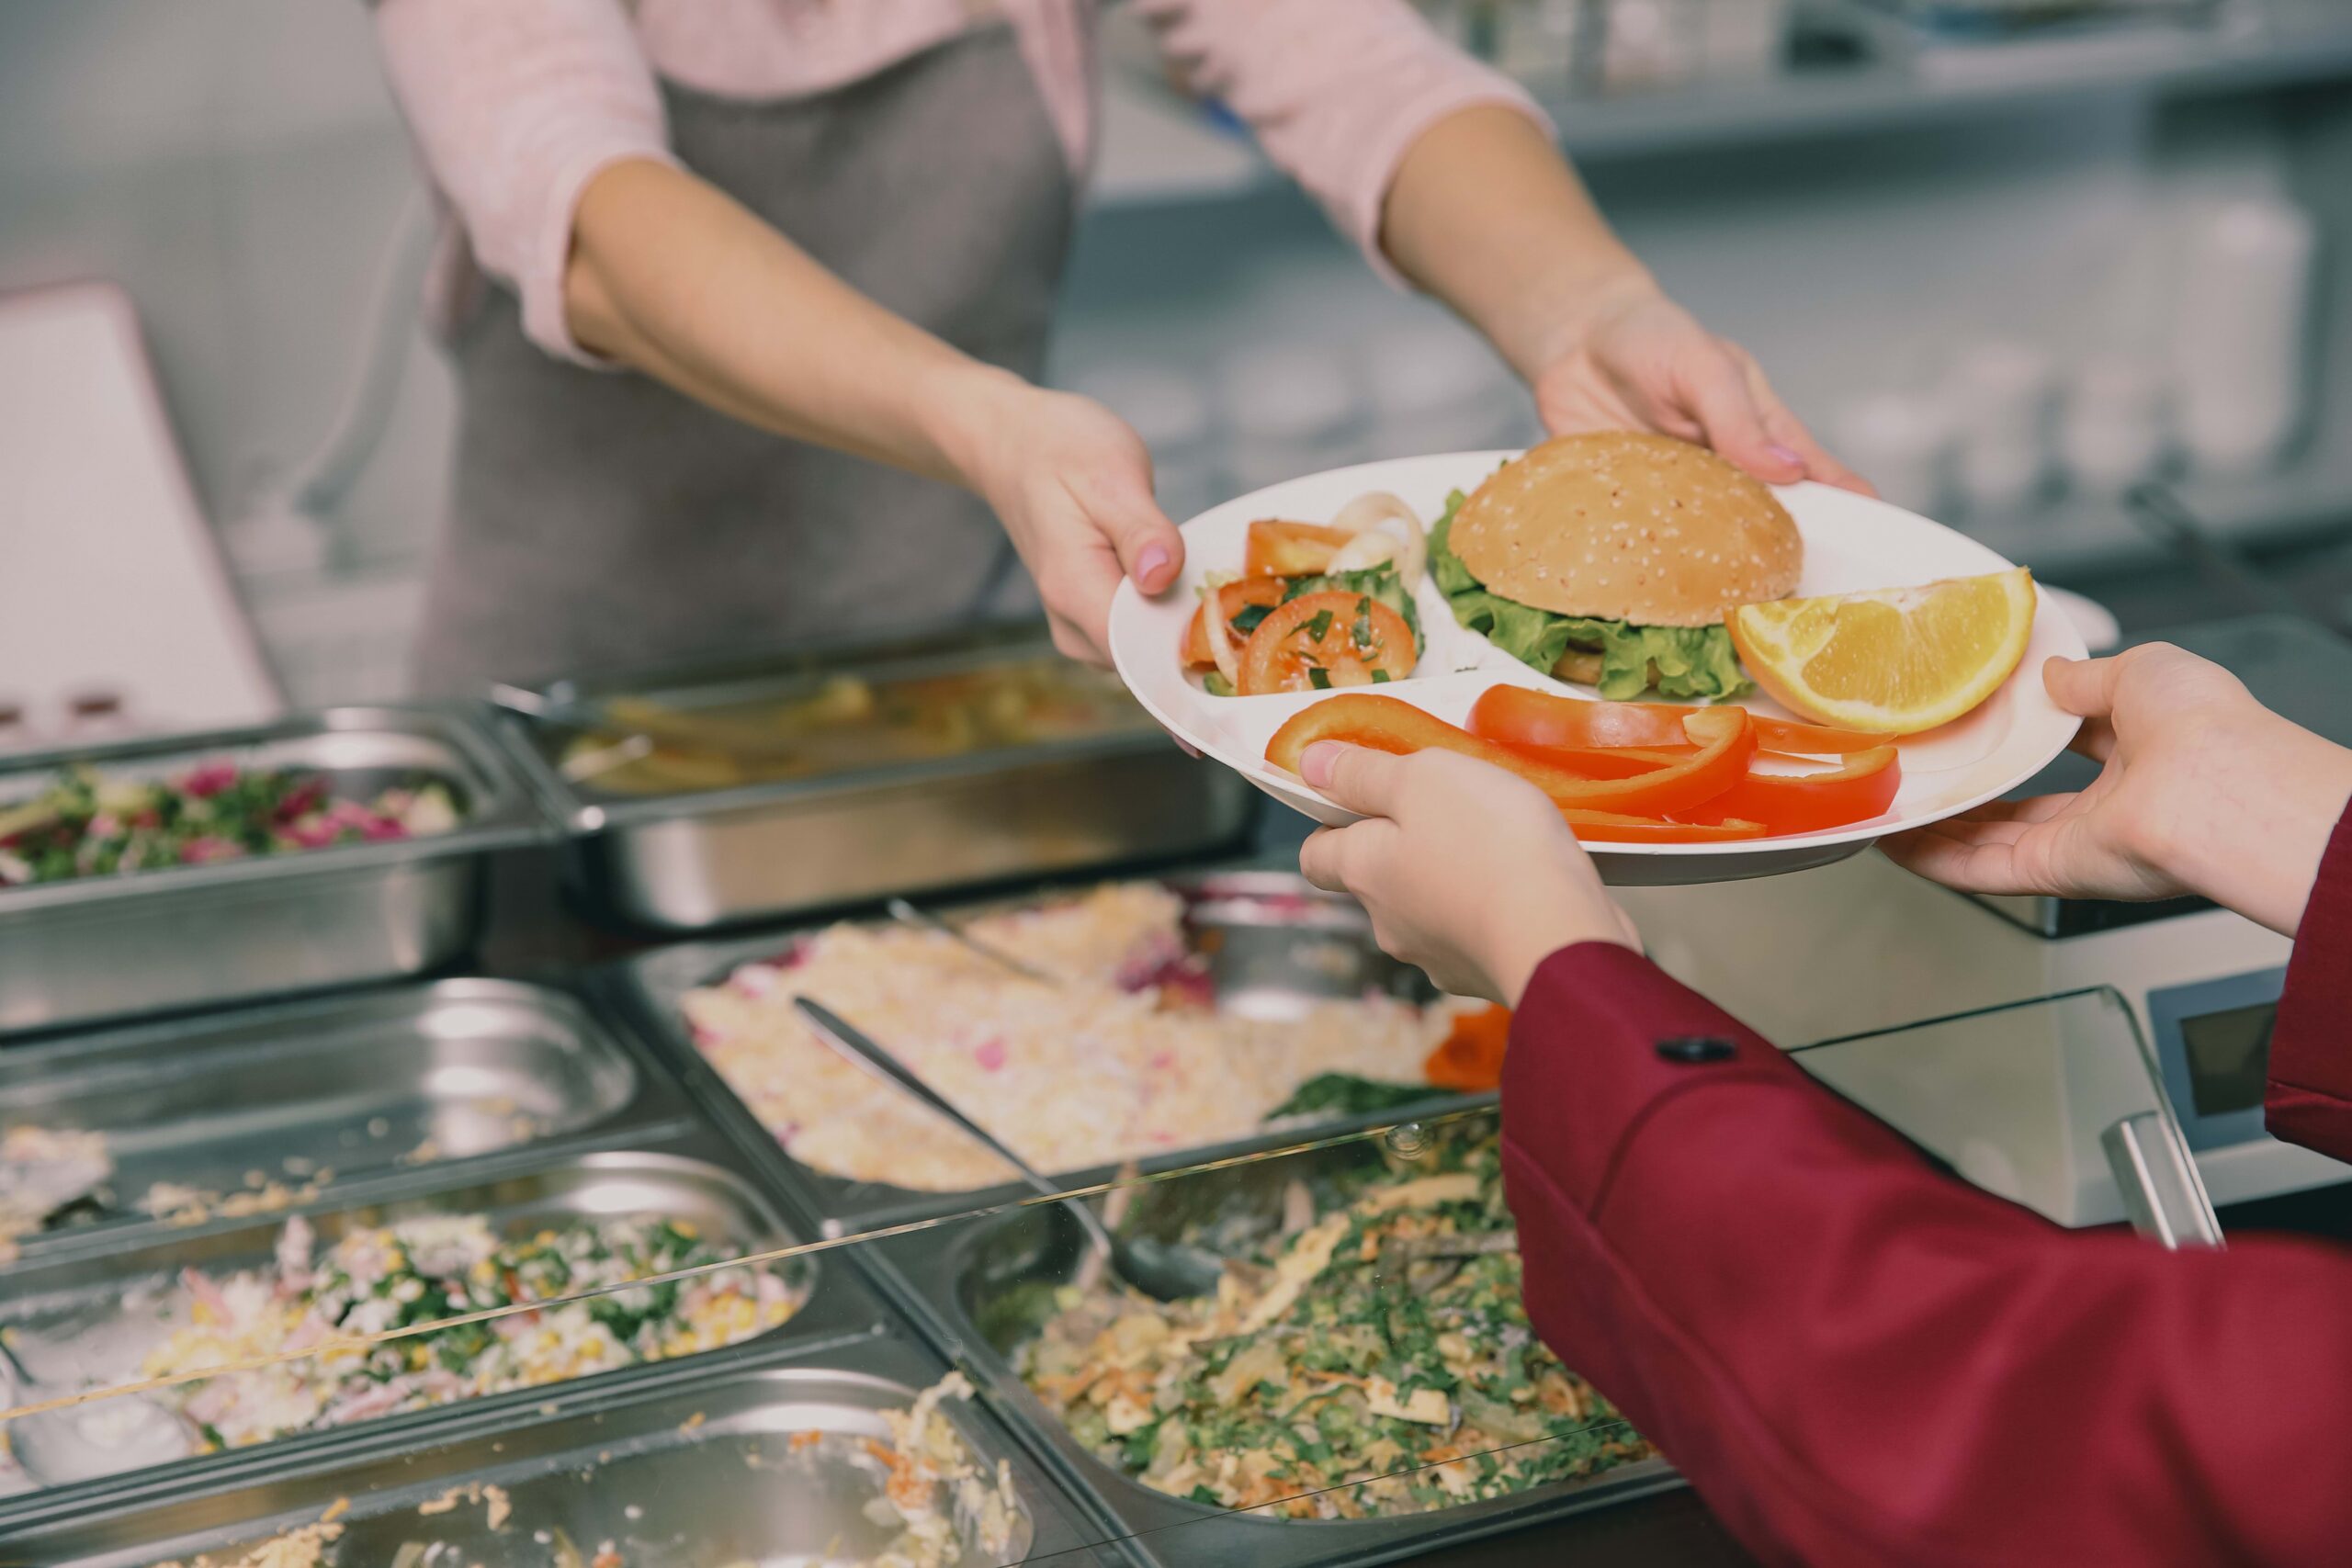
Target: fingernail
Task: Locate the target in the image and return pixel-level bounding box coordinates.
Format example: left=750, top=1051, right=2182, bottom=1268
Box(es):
left=1301, top=741, right=1341, bottom=787
left=1136, top=545, right=1170, bottom=589
left=1767, top=444, right=1804, bottom=470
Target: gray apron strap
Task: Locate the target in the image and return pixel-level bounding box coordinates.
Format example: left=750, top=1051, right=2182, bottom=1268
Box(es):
left=413, top=26, right=1070, bottom=695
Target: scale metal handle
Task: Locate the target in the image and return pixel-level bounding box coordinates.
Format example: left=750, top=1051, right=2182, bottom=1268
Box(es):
left=2102, top=1111, right=2223, bottom=1250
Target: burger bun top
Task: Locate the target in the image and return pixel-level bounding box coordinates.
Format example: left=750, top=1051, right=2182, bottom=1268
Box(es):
left=1449, top=432, right=1803, bottom=627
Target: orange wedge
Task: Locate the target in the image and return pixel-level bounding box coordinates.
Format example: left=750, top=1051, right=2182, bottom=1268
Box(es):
left=1727, top=568, right=2038, bottom=734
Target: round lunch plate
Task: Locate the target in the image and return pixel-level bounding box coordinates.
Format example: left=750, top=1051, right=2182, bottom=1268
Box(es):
left=1110, top=450, right=2089, bottom=887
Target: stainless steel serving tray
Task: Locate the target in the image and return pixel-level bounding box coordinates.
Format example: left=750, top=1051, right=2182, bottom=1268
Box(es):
left=9, top=1338, right=1118, bottom=1567
left=867, top=1126, right=1681, bottom=1568
left=0, top=706, right=548, bottom=1034
left=0, top=978, right=693, bottom=1264
left=0, top=1130, right=888, bottom=1528
left=598, top=870, right=1490, bottom=1236
left=493, top=624, right=1257, bottom=931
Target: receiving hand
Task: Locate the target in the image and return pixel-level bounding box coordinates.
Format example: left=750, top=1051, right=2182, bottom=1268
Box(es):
left=1882, top=646, right=2352, bottom=937
left=1295, top=743, right=1639, bottom=1005
left=955, top=379, right=1185, bottom=665
left=1532, top=282, right=1871, bottom=496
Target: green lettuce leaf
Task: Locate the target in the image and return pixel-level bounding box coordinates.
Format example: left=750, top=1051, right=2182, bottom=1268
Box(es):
left=1429, top=491, right=1750, bottom=702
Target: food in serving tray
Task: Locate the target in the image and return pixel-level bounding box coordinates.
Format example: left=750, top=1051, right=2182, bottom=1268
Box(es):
left=0, top=1124, right=112, bottom=1262
left=557, top=656, right=1153, bottom=795
left=0, top=761, right=458, bottom=887
left=1021, top=1129, right=1654, bottom=1518
left=1184, top=493, right=1429, bottom=695
left=1432, top=431, right=1800, bottom=700
left=1268, top=690, right=1905, bottom=841
left=130, top=1213, right=797, bottom=1456
left=1728, top=567, right=2039, bottom=733
left=681, top=882, right=1491, bottom=1191
left=137, top=1373, right=1016, bottom=1568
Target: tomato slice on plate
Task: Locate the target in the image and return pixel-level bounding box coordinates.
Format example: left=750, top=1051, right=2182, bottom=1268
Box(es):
left=1558, top=809, right=1770, bottom=843
left=1245, top=520, right=1352, bottom=578
left=1182, top=578, right=1288, bottom=669
left=1238, top=592, right=1418, bottom=695
left=1470, top=686, right=1885, bottom=755
left=1679, top=746, right=1902, bottom=836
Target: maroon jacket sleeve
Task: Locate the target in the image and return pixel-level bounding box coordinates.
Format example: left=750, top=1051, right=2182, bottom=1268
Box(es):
left=2267, top=803, right=2352, bottom=1157
left=1500, top=942, right=2352, bottom=1568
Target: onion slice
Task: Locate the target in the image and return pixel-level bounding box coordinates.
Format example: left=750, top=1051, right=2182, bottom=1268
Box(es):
left=1326, top=491, right=1426, bottom=583
left=1200, top=572, right=1243, bottom=688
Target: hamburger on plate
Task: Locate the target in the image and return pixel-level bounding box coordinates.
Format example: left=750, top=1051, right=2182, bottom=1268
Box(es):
left=1430, top=432, right=1802, bottom=700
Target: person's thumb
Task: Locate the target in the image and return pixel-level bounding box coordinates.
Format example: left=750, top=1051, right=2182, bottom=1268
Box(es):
left=2041, top=655, right=2121, bottom=720
left=1681, top=343, right=1805, bottom=485
left=1091, top=465, right=1184, bottom=596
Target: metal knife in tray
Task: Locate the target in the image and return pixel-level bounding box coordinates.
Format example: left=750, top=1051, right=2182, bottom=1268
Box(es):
left=0, top=1126, right=886, bottom=1525
left=0, top=705, right=547, bottom=1034
left=598, top=868, right=1492, bottom=1238
left=491, top=622, right=1257, bottom=931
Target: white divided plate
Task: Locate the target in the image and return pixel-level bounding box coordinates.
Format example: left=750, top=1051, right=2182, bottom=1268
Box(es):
left=1110, top=451, right=2088, bottom=886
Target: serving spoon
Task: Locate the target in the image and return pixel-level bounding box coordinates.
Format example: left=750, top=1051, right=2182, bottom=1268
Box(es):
left=883, top=897, right=1059, bottom=987
left=791, top=998, right=1220, bottom=1302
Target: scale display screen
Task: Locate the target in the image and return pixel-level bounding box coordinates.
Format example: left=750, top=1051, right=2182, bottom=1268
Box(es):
left=2150, top=967, right=2290, bottom=1152
left=2177, top=1000, right=2278, bottom=1118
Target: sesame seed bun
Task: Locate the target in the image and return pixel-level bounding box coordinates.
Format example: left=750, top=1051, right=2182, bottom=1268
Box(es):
left=1450, top=432, right=1803, bottom=627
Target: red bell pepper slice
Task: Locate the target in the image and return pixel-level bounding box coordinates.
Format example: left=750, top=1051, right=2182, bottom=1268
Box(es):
left=1559, top=809, right=1770, bottom=843
left=1266, top=694, right=1755, bottom=818
left=1470, top=685, right=1885, bottom=756
left=1678, top=746, right=1902, bottom=836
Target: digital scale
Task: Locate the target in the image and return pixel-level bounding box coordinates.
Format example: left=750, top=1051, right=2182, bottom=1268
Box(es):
left=1615, top=615, right=2352, bottom=1213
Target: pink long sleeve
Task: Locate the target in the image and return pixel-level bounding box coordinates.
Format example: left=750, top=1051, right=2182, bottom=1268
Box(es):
left=374, top=0, right=680, bottom=364
left=373, top=0, right=1552, bottom=362
left=1136, top=0, right=1553, bottom=280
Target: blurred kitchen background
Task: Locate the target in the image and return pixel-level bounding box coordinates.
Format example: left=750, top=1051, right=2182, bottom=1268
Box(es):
left=4, top=0, right=2350, bottom=739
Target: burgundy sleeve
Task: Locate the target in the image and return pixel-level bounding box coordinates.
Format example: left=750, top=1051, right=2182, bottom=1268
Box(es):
left=1500, top=942, right=2352, bottom=1568
left=2266, top=803, right=2352, bottom=1158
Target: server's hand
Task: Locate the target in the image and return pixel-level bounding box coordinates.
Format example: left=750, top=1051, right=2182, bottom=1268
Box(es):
left=952, top=378, right=1185, bottom=666
left=1532, top=281, right=1871, bottom=496
left=1883, top=645, right=2352, bottom=938
left=1295, top=743, right=1639, bottom=1006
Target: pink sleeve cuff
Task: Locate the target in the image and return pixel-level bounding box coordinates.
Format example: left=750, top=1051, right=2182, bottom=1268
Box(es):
left=1138, top=0, right=1555, bottom=288
left=1344, top=82, right=1555, bottom=290
left=522, top=141, right=684, bottom=368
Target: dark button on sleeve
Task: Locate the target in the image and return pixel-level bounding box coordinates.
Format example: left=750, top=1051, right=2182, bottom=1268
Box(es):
left=1656, top=1034, right=1736, bottom=1064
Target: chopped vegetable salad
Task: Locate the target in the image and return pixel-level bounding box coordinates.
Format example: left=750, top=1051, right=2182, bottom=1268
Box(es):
left=1022, top=1134, right=1653, bottom=1518
left=0, top=762, right=458, bottom=887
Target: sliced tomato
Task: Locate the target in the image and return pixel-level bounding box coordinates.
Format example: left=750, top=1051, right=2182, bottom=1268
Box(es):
left=1470, top=686, right=1886, bottom=756
left=1426, top=1004, right=1511, bottom=1091
left=1237, top=591, right=1417, bottom=695
left=1678, top=746, right=1901, bottom=836
left=1265, top=693, right=1755, bottom=817
left=1182, top=578, right=1289, bottom=669
left=1245, top=520, right=1352, bottom=578
left=1559, top=809, right=1770, bottom=843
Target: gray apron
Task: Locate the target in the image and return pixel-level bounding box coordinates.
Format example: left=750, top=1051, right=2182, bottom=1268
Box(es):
left=413, top=26, right=1070, bottom=694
